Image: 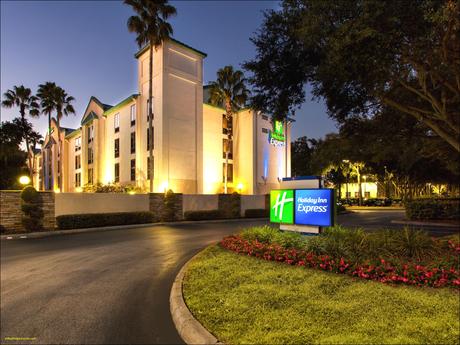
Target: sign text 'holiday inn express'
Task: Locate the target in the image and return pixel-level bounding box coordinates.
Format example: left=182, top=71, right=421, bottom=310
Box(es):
left=270, top=189, right=335, bottom=227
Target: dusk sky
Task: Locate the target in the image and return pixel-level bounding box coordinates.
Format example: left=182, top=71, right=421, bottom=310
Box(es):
left=0, top=0, right=337, bottom=140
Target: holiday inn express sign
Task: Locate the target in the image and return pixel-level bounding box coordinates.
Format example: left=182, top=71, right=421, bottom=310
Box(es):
left=268, top=120, right=285, bottom=147
left=270, top=188, right=335, bottom=227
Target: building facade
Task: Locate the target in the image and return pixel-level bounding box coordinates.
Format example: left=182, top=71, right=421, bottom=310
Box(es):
left=34, top=39, right=291, bottom=194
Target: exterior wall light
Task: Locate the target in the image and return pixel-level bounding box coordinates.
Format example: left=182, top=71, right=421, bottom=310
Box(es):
left=19, top=175, right=31, bottom=186
left=75, top=187, right=83, bottom=193
left=128, top=190, right=136, bottom=195
left=236, top=182, right=244, bottom=193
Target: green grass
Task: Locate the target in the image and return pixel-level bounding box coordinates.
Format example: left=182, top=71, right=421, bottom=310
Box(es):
left=183, top=245, right=460, bottom=344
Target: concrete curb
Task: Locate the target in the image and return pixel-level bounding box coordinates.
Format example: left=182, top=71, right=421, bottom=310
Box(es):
left=1, top=217, right=268, bottom=240
left=170, top=250, right=221, bottom=345
left=391, top=220, right=460, bottom=228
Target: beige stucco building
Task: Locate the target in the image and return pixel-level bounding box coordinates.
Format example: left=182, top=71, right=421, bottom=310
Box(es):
left=34, top=39, right=291, bottom=194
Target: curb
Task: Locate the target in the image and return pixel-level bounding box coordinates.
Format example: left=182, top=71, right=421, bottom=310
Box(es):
left=391, top=220, right=460, bottom=228
left=1, top=217, right=268, bottom=240
left=170, top=250, right=221, bottom=345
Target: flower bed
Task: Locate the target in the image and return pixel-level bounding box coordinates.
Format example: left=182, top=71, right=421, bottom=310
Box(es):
left=220, top=234, right=460, bottom=288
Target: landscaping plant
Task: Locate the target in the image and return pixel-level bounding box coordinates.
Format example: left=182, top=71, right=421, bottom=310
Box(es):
left=20, top=186, right=44, bottom=232
left=223, top=226, right=460, bottom=288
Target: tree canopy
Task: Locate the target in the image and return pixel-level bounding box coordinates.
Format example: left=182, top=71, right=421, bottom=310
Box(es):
left=245, top=0, right=460, bottom=151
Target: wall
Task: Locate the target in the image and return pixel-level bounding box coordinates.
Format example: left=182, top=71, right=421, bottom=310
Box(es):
left=340, top=182, right=378, bottom=199
left=183, top=194, right=218, bottom=212
left=55, top=193, right=149, bottom=216
left=233, top=109, right=255, bottom=194
left=0, top=191, right=55, bottom=233
left=240, top=195, right=266, bottom=216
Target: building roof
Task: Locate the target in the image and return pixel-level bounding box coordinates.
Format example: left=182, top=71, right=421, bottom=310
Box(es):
left=104, top=94, right=139, bottom=117
left=134, top=37, right=207, bottom=59
left=81, top=111, right=98, bottom=126
left=65, top=127, right=82, bottom=139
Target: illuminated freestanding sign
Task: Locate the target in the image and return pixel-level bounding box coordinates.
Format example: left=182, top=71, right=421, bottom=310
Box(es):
left=270, top=188, right=335, bottom=227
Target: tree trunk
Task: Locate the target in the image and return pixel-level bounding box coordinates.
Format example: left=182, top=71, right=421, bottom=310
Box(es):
left=357, top=168, right=362, bottom=206
left=148, top=44, right=154, bottom=193
left=57, top=114, right=62, bottom=191
left=20, top=107, right=33, bottom=180
left=48, top=112, right=53, bottom=190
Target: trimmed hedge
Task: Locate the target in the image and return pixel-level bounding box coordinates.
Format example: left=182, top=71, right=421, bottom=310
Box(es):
left=244, top=209, right=269, bottom=218
left=56, top=211, right=155, bottom=230
left=184, top=210, right=224, bottom=221
left=406, top=198, right=460, bottom=220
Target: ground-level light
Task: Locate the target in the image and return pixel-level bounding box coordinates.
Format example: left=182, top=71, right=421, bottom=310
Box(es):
left=19, top=175, right=31, bottom=186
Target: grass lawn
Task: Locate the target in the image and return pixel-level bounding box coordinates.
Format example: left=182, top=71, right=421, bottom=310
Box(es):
left=183, top=245, right=460, bottom=345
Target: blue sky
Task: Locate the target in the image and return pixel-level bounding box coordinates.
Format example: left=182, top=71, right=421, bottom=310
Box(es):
left=0, top=0, right=337, bottom=140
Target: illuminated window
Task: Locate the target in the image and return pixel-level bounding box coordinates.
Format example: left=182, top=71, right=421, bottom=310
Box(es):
left=146, top=128, right=154, bottom=150
left=75, top=172, right=81, bottom=187
left=131, top=132, right=136, bottom=154
left=223, top=163, right=233, bottom=183
left=114, top=163, right=119, bottom=183
left=223, top=139, right=233, bottom=159
left=130, top=159, right=136, bottom=181
left=222, top=114, right=232, bottom=135
left=114, top=138, right=120, bottom=158
left=130, top=105, right=136, bottom=126
left=88, top=168, right=93, bottom=185
left=75, top=136, right=81, bottom=151
left=365, top=192, right=370, bottom=198
left=114, top=113, right=120, bottom=133
left=75, top=155, right=81, bottom=169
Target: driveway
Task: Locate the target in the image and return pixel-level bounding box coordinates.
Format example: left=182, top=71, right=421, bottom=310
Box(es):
left=1, top=212, right=457, bottom=344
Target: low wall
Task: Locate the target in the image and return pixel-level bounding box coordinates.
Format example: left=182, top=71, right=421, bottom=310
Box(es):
left=55, top=193, right=149, bottom=216
left=241, top=195, right=266, bottom=217
left=1, top=191, right=55, bottom=233
left=183, top=195, right=218, bottom=213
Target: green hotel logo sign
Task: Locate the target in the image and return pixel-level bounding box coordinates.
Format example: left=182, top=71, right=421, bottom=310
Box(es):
left=270, top=189, right=294, bottom=224
left=268, top=120, right=285, bottom=147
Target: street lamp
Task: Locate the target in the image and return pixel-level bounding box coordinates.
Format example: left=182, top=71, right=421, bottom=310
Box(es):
left=19, top=175, right=31, bottom=186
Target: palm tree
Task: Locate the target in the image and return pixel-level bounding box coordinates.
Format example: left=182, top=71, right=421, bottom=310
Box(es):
left=37, top=82, right=58, bottom=137
left=2, top=85, right=40, bottom=179
left=125, top=0, right=176, bottom=193
left=209, top=66, right=250, bottom=193
left=53, top=86, right=75, bottom=191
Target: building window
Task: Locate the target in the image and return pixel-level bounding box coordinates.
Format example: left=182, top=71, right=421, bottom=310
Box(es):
left=147, top=157, right=153, bottom=180
left=75, top=136, right=81, bottom=151
left=75, top=155, right=81, bottom=169
left=355, top=192, right=359, bottom=198
left=131, top=132, right=136, bottom=154
left=147, top=128, right=154, bottom=150
left=87, top=126, right=93, bottom=143
left=223, top=163, right=233, bottom=183
left=130, top=104, right=136, bottom=126
left=262, top=128, right=268, bottom=133
left=364, top=191, right=371, bottom=199
left=114, top=138, right=120, bottom=158
left=223, top=138, right=233, bottom=160
left=75, top=172, right=81, bottom=187
left=262, top=114, right=268, bottom=120
left=88, top=168, right=93, bottom=185
left=146, top=99, right=153, bottom=121
left=222, top=114, right=232, bottom=135
left=114, top=113, right=120, bottom=133
left=88, top=148, right=93, bottom=164
left=130, top=159, right=136, bottom=181
left=114, top=163, right=119, bottom=183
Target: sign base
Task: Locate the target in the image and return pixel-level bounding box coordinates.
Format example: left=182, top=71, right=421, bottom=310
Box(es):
left=280, top=224, right=320, bottom=234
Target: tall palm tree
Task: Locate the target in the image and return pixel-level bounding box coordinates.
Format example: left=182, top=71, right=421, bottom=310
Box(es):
left=209, top=66, right=249, bottom=193
left=54, top=86, right=75, bottom=191
left=125, top=0, right=176, bottom=193
left=37, top=82, right=58, bottom=190
left=2, top=85, right=40, bottom=179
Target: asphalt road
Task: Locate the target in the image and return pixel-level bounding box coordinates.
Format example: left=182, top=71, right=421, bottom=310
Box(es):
left=1, top=211, right=458, bottom=345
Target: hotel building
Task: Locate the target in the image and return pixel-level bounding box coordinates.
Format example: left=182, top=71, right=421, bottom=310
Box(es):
left=33, top=39, right=291, bottom=195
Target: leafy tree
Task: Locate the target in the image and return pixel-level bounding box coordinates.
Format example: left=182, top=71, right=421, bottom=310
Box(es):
left=125, top=0, right=176, bottom=193
left=245, top=0, right=460, bottom=152
left=1, top=85, right=40, bottom=178
left=291, top=136, right=314, bottom=176
left=37, top=82, right=58, bottom=136
left=0, top=119, right=33, bottom=189
left=208, top=66, right=250, bottom=193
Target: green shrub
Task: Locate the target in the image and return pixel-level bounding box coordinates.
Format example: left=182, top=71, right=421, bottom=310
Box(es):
left=244, top=209, right=269, bottom=218
left=274, top=231, right=307, bottom=249
left=240, top=226, right=279, bottom=244
left=56, top=211, right=155, bottom=230
left=162, top=189, right=176, bottom=222
left=405, top=198, right=460, bottom=220
left=184, top=210, right=224, bottom=221
left=20, top=186, right=43, bottom=232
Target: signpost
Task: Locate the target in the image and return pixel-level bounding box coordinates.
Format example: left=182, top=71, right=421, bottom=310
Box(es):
left=270, top=177, right=336, bottom=234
